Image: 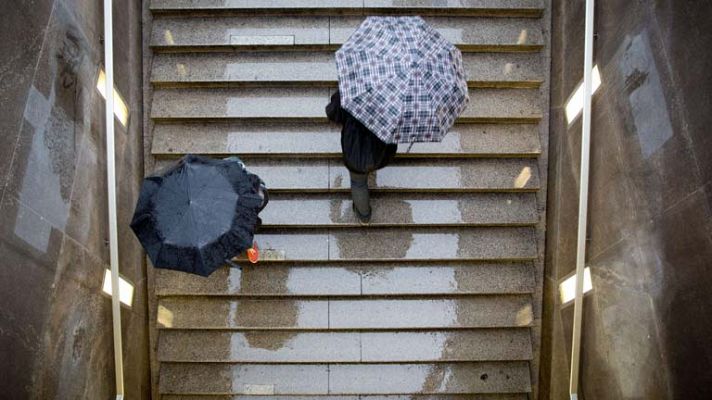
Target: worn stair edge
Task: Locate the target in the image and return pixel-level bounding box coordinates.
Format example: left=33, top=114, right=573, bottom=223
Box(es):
left=149, top=87, right=542, bottom=122
left=157, top=329, right=533, bottom=363
left=155, top=295, right=535, bottom=330
left=258, top=193, right=539, bottom=227
left=150, top=0, right=544, bottom=17
left=160, top=395, right=530, bottom=400
left=158, top=362, right=532, bottom=395
left=155, top=262, right=536, bottom=297
left=150, top=52, right=544, bottom=89
left=151, top=158, right=541, bottom=193
left=150, top=16, right=544, bottom=52
left=150, top=122, right=542, bottom=159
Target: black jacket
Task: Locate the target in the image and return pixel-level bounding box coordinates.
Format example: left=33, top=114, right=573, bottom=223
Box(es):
left=325, top=91, right=397, bottom=174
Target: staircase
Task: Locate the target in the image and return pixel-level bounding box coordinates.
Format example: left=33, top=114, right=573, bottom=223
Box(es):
left=143, top=1, right=550, bottom=398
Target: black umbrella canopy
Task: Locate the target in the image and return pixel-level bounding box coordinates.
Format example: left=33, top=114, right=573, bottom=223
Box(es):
left=130, top=154, right=267, bottom=276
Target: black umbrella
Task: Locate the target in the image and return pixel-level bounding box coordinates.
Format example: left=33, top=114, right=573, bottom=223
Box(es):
left=130, top=154, right=267, bottom=276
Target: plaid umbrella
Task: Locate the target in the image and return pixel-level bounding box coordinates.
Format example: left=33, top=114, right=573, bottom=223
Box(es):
left=336, top=16, right=469, bottom=144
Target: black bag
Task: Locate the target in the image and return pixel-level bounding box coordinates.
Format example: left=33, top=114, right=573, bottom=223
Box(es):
left=326, top=91, right=397, bottom=174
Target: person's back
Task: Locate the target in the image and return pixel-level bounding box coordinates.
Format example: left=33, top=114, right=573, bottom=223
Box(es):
left=326, top=90, right=397, bottom=224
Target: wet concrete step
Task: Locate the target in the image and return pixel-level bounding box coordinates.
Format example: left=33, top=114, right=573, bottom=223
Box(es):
left=151, top=122, right=542, bottom=158
left=258, top=193, right=539, bottom=227
left=151, top=52, right=544, bottom=88
left=155, top=262, right=536, bottom=297
left=150, top=87, right=542, bottom=123
left=159, top=362, right=532, bottom=395
left=156, top=295, right=534, bottom=329
left=157, top=329, right=533, bottom=363
left=247, top=227, right=537, bottom=262
left=152, top=158, right=540, bottom=193
left=150, top=0, right=544, bottom=17
left=150, top=16, right=543, bottom=52
left=160, top=396, right=529, bottom=400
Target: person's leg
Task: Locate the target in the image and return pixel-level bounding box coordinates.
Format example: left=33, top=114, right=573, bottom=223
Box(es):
left=349, top=171, right=371, bottom=220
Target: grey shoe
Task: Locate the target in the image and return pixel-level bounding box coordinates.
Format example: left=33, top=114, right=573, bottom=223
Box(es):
left=353, top=203, right=371, bottom=225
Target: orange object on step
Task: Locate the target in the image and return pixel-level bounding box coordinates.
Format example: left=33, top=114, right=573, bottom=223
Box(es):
left=247, top=242, right=259, bottom=264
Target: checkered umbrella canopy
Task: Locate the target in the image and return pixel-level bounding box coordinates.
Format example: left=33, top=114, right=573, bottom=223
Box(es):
left=336, top=16, right=469, bottom=144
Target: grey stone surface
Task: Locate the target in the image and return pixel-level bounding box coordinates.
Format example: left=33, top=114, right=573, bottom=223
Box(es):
left=157, top=298, right=330, bottom=329
left=158, top=296, right=533, bottom=329
left=258, top=193, right=539, bottom=227
left=331, top=159, right=541, bottom=192
left=328, top=296, right=534, bottom=328
left=153, top=158, right=540, bottom=192
left=330, top=17, right=543, bottom=50
left=0, top=0, right=150, bottom=398
left=150, top=0, right=542, bottom=16
left=158, top=329, right=532, bottom=362
left=160, top=362, right=531, bottom=394
left=160, top=363, right=329, bottom=395
left=151, top=87, right=330, bottom=120
left=151, top=16, right=542, bottom=50
left=160, top=396, right=527, bottom=400
left=160, top=396, right=528, bottom=400
left=150, top=88, right=539, bottom=121
left=150, top=52, right=543, bottom=88
left=328, top=362, right=531, bottom=394
left=151, top=16, right=330, bottom=47
left=156, top=262, right=535, bottom=296
left=151, top=122, right=541, bottom=157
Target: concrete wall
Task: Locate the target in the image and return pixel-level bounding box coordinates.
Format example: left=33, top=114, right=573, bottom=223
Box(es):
left=541, top=0, right=712, bottom=398
left=0, top=0, right=150, bottom=398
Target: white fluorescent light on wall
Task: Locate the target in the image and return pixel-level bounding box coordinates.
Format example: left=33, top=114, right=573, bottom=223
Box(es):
left=565, top=65, right=602, bottom=124
left=96, top=69, right=129, bottom=127
left=102, top=269, right=135, bottom=307
left=559, top=267, right=593, bottom=304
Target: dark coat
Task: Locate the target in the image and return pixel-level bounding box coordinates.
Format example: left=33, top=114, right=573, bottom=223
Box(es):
left=325, top=91, right=397, bottom=174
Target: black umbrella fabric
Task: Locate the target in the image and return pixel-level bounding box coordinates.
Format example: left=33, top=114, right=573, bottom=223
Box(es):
left=130, top=154, right=267, bottom=276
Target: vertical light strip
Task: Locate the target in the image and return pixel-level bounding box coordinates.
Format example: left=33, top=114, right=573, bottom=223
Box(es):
left=103, top=0, right=125, bottom=398
left=570, top=0, right=595, bottom=399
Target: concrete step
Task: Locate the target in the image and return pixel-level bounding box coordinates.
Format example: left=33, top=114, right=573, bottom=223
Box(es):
left=156, top=295, right=534, bottom=329
left=150, top=16, right=543, bottom=52
left=160, top=396, right=529, bottom=400
left=150, top=0, right=544, bottom=17
left=150, top=87, right=542, bottom=123
left=257, top=193, right=539, bottom=227
left=151, top=122, right=542, bottom=158
left=152, top=158, right=540, bottom=193
left=159, top=362, right=532, bottom=395
left=151, top=52, right=544, bottom=88
left=157, top=329, right=533, bottom=363
left=155, top=262, right=536, bottom=296
left=246, top=227, right=537, bottom=262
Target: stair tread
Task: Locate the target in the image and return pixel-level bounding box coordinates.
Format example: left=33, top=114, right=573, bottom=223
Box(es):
left=160, top=396, right=528, bottom=400
left=151, top=122, right=542, bottom=158
left=157, top=329, right=533, bottom=363
left=242, top=227, right=537, bottom=262
left=257, top=193, right=539, bottom=227
left=156, top=262, right=536, bottom=296
left=150, top=52, right=544, bottom=88
left=150, top=87, right=542, bottom=122
left=150, top=0, right=544, bottom=16
left=157, top=296, right=534, bottom=329
left=150, top=16, right=543, bottom=50
left=159, top=362, right=532, bottom=394
left=152, top=158, right=541, bottom=192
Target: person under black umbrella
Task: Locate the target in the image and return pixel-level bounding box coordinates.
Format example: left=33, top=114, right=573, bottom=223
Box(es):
left=326, top=90, right=396, bottom=224
left=130, top=154, right=268, bottom=276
